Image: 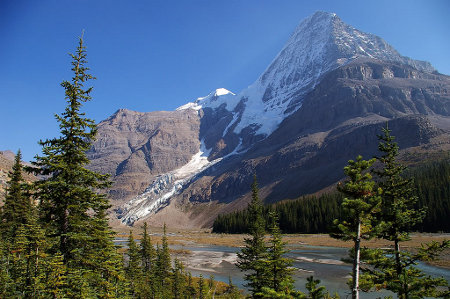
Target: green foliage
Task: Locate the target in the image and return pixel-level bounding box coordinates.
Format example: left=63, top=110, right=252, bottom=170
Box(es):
left=410, top=157, right=450, bottom=232
left=373, top=125, right=425, bottom=242
left=213, top=155, right=450, bottom=235
left=1, top=150, right=32, bottom=242
left=362, top=241, right=449, bottom=298
left=213, top=193, right=343, bottom=234
left=198, top=274, right=207, bottom=299
left=360, top=125, right=450, bottom=299
left=187, top=272, right=197, bottom=298
left=265, top=211, right=294, bottom=293
left=237, top=175, right=268, bottom=297
left=331, top=155, right=380, bottom=299
left=23, top=34, right=126, bottom=297
left=125, top=231, right=141, bottom=296
left=140, top=222, right=156, bottom=274
left=172, top=258, right=186, bottom=299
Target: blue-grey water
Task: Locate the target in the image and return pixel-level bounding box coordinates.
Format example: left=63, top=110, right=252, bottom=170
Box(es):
left=172, top=243, right=450, bottom=298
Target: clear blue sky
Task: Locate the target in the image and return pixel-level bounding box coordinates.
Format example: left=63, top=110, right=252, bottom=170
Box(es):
left=1, top=0, right=449, bottom=162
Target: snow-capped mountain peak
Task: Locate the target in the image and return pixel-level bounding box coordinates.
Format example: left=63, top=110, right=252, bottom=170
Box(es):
left=177, top=88, right=237, bottom=111
left=179, top=11, right=435, bottom=146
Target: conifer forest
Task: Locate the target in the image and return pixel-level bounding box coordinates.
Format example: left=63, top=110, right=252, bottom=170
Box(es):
left=1, top=37, right=449, bottom=298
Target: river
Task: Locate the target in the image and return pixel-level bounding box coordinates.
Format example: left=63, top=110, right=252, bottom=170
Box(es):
left=172, top=243, right=450, bottom=298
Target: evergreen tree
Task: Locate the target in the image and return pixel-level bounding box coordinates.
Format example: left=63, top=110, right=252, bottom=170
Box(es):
left=331, top=156, right=380, bottom=299
left=362, top=125, right=449, bottom=298
left=373, top=125, right=425, bottom=267
left=198, top=274, right=207, bottom=299
left=140, top=222, right=156, bottom=297
left=160, top=223, right=172, bottom=279
left=304, top=276, right=327, bottom=299
left=126, top=231, right=141, bottom=297
left=154, top=222, right=172, bottom=296
left=265, top=211, right=294, bottom=293
left=140, top=222, right=156, bottom=273
left=1, top=149, right=31, bottom=242
left=186, top=272, right=197, bottom=298
left=237, top=175, right=268, bottom=298
left=172, top=258, right=185, bottom=299
left=29, top=34, right=124, bottom=295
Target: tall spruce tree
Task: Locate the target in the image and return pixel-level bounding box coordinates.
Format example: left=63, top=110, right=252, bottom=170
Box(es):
left=159, top=224, right=172, bottom=283
left=172, top=258, right=185, bottom=299
left=1, top=150, right=31, bottom=242
left=237, top=175, right=268, bottom=298
left=362, top=125, right=449, bottom=298
left=331, top=156, right=380, bottom=299
left=140, top=222, right=156, bottom=274
left=265, top=211, right=293, bottom=293
left=374, top=125, right=425, bottom=261
left=30, top=34, right=124, bottom=296
left=140, top=222, right=156, bottom=297
left=126, top=231, right=141, bottom=297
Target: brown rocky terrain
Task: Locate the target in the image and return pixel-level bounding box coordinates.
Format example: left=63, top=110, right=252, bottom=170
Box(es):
left=87, top=108, right=201, bottom=203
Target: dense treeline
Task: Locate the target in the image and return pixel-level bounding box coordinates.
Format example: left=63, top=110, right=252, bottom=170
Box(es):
left=213, top=157, right=450, bottom=234
left=213, top=193, right=343, bottom=234
left=411, top=157, right=450, bottom=232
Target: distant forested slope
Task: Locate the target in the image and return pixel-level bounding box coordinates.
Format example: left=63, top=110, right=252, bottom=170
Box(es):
left=213, top=158, right=450, bottom=234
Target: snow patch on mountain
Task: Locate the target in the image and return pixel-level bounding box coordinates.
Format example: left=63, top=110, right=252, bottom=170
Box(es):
left=177, top=88, right=238, bottom=111
left=118, top=140, right=220, bottom=224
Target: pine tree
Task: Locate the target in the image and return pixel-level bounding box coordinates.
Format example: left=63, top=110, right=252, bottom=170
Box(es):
left=304, top=276, right=327, bottom=299
left=331, top=156, right=380, bottom=299
left=265, top=211, right=294, bottom=293
left=1, top=150, right=31, bottom=242
left=126, top=231, right=141, bottom=297
left=140, top=222, right=156, bottom=297
left=172, top=258, right=185, bottom=299
left=237, top=175, right=268, bottom=298
left=198, top=274, right=207, bottom=299
left=374, top=125, right=425, bottom=265
left=186, top=272, right=197, bottom=298
left=362, top=125, right=449, bottom=298
left=140, top=222, right=156, bottom=273
left=157, top=223, right=172, bottom=289
left=29, top=34, right=124, bottom=295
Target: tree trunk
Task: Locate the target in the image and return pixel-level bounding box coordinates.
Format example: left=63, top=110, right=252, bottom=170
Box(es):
left=352, top=220, right=361, bottom=299
left=394, top=238, right=406, bottom=299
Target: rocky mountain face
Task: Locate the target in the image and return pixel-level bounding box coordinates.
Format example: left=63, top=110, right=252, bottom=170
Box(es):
left=87, top=109, right=201, bottom=203
left=86, top=12, right=450, bottom=228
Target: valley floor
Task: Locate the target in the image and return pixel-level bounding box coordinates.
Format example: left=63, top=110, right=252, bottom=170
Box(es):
left=113, top=227, right=450, bottom=269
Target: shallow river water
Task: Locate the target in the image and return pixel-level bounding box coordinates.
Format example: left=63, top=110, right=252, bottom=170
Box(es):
left=173, top=243, right=450, bottom=298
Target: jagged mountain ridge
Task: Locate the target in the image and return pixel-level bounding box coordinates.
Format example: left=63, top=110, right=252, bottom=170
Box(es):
left=86, top=12, right=450, bottom=228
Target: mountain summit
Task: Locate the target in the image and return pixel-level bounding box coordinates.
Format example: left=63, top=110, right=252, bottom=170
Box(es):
left=87, top=12, right=450, bottom=228
left=179, top=11, right=435, bottom=144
